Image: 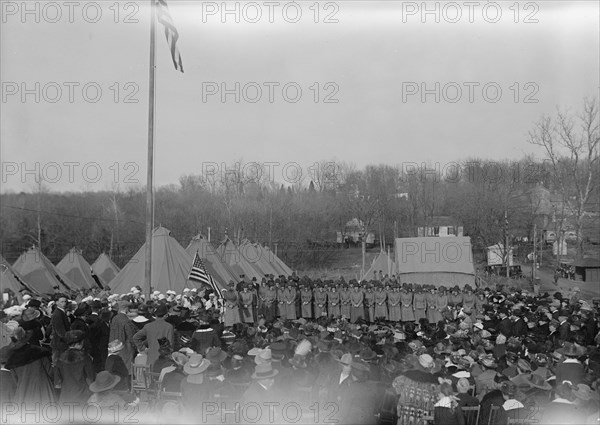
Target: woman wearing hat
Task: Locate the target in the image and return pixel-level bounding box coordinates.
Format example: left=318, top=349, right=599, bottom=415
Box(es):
left=222, top=283, right=241, bottom=327
left=340, top=284, right=351, bottom=319
left=54, top=330, right=95, bottom=405
left=87, top=371, right=129, bottom=409
left=400, top=286, right=415, bottom=324
left=374, top=285, right=388, bottom=321
left=387, top=285, right=401, bottom=322
left=555, top=342, right=586, bottom=386
left=18, top=306, right=44, bottom=347
left=105, top=339, right=130, bottom=391
left=181, top=353, right=211, bottom=412
left=4, top=327, right=56, bottom=408
left=413, top=286, right=427, bottom=323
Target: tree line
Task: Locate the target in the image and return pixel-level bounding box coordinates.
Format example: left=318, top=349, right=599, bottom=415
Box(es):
left=0, top=98, right=597, bottom=269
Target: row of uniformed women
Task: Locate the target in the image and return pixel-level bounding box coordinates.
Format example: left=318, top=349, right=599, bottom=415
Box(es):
left=220, top=283, right=485, bottom=326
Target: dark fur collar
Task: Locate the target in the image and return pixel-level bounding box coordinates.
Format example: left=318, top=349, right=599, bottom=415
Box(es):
left=5, top=343, right=50, bottom=370
left=59, top=348, right=88, bottom=364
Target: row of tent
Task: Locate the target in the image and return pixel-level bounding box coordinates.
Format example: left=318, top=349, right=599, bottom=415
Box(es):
left=0, top=226, right=293, bottom=299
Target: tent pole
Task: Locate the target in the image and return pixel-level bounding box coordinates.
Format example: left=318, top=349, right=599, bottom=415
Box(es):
left=145, top=0, right=157, bottom=300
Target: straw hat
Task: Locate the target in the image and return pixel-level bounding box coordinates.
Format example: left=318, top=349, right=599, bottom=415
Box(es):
left=251, top=363, right=279, bottom=380
left=183, top=354, right=210, bottom=375
left=108, top=340, right=124, bottom=354
left=89, top=371, right=121, bottom=393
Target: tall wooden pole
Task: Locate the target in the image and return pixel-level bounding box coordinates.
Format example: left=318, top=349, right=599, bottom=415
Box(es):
left=145, top=0, right=157, bottom=300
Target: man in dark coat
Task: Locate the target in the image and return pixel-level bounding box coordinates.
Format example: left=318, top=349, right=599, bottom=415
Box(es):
left=511, top=310, right=527, bottom=338
left=496, top=310, right=513, bottom=338
left=190, top=320, right=220, bottom=356
left=50, top=294, right=71, bottom=365
left=89, top=308, right=111, bottom=373
left=132, top=303, right=174, bottom=367
left=108, top=301, right=137, bottom=374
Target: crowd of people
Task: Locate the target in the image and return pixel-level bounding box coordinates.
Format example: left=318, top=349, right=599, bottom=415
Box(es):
left=1, top=273, right=599, bottom=424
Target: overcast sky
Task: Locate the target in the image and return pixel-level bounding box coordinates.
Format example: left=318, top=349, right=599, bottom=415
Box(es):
left=1, top=0, right=598, bottom=193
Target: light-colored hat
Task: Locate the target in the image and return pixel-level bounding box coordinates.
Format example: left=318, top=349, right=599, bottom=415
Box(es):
left=183, top=288, right=190, bottom=292
left=496, top=334, right=507, bottom=345
left=254, top=348, right=272, bottom=365
left=335, top=353, right=353, bottom=367
left=393, top=332, right=406, bottom=341
left=108, top=340, right=124, bottom=353
left=133, top=315, right=149, bottom=323
left=251, top=363, right=279, bottom=380
left=89, top=371, right=121, bottom=393
left=152, top=291, right=161, bottom=296
left=456, top=377, right=471, bottom=393
left=418, top=354, right=434, bottom=369
left=183, top=354, right=210, bottom=375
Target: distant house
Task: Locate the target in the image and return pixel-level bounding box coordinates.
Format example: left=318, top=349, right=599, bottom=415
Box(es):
left=417, top=216, right=463, bottom=238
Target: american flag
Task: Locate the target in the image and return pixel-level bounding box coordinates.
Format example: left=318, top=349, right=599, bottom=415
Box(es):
left=157, top=0, right=184, bottom=73
left=188, top=252, right=220, bottom=296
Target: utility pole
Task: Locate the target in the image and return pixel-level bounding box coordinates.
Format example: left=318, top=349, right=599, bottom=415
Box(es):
left=532, top=223, right=537, bottom=281
left=505, top=209, right=510, bottom=278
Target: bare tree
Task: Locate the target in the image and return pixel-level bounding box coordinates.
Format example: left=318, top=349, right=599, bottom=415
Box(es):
left=529, top=97, right=599, bottom=258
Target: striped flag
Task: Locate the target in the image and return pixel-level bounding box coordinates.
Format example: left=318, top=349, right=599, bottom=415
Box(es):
left=188, top=252, right=220, bottom=296
left=157, top=0, right=184, bottom=73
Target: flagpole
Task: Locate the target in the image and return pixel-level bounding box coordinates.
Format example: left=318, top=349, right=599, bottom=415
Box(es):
left=145, top=0, right=157, bottom=300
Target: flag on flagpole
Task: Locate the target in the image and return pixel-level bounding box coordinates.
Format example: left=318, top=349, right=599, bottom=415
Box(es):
left=156, top=0, right=184, bottom=72
left=188, top=252, right=220, bottom=296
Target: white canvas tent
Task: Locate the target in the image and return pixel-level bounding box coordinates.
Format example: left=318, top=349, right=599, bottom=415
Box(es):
left=395, top=237, right=475, bottom=288
left=109, top=226, right=200, bottom=294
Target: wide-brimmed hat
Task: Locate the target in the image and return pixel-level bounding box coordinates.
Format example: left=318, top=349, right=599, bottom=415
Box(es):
left=557, top=342, right=587, bottom=357
left=527, top=374, right=551, bottom=390
left=573, top=384, right=600, bottom=401
left=171, top=352, right=189, bottom=366
left=251, top=362, right=279, bottom=379
left=108, top=339, right=124, bottom=353
left=206, top=347, right=228, bottom=364
left=335, top=353, right=353, bottom=367
left=89, top=371, right=121, bottom=393
left=21, top=307, right=41, bottom=322
left=183, top=354, right=210, bottom=375
left=133, top=315, right=149, bottom=323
